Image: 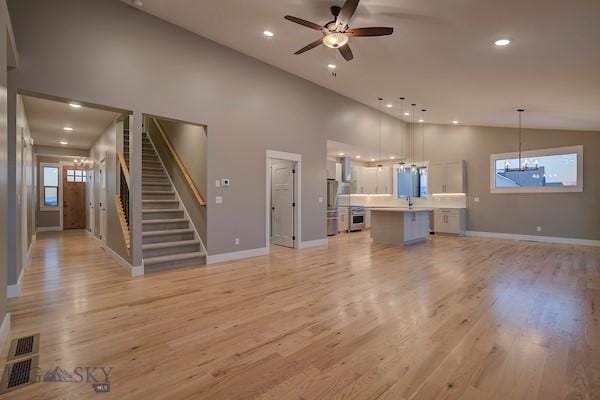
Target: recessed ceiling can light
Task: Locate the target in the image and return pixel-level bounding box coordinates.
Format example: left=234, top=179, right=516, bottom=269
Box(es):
left=63, top=126, right=74, bottom=131
left=69, top=103, right=82, bottom=109
left=404, top=112, right=410, bottom=116
left=327, top=64, right=337, bottom=69
left=338, top=152, right=344, bottom=156
left=452, top=120, right=459, bottom=124
left=263, top=30, right=274, bottom=37
left=418, top=119, right=424, bottom=123
left=370, top=158, right=376, bottom=162
left=494, top=38, right=511, bottom=46
left=133, top=0, right=143, bottom=7
left=386, top=104, right=393, bottom=108
left=389, top=156, right=395, bottom=160
left=356, top=155, right=361, bottom=159
left=60, top=140, right=68, bottom=145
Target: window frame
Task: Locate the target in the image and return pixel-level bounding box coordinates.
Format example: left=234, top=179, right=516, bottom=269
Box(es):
left=40, top=162, right=61, bottom=211
left=490, top=145, right=583, bottom=194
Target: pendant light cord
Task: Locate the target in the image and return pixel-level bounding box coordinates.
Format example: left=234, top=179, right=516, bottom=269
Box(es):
left=517, top=108, right=524, bottom=170
left=378, top=98, right=382, bottom=165
left=421, top=109, right=426, bottom=162
left=399, top=97, right=405, bottom=164
left=411, top=104, right=416, bottom=166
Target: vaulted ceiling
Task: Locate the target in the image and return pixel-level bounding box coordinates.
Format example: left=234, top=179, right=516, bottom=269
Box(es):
left=123, top=0, right=600, bottom=131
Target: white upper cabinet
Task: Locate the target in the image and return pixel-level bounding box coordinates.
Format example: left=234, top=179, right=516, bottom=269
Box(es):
left=349, top=166, right=394, bottom=195
left=428, top=161, right=465, bottom=194
left=326, top=160, right=337, bottom=180
left=375, top=166, right=393, bottom=194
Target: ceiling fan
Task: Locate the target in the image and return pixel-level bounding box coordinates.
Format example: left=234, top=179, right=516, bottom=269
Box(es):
left=284, top=0, right=394, bottom=61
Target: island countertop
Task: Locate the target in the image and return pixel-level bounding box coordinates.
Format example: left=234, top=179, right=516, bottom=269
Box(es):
left=368, top=207, right=434, bottom=213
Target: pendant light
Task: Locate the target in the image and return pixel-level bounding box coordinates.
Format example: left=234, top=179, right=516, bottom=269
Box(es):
left=420, top=109, right=426, bottom=176
left=505, top=108, right=535, bottom=172
left=411, top=103, right=417, bottom=173
left=399, top=97, right=406, bottom=165
left=377, top=97, right=383, bottom=172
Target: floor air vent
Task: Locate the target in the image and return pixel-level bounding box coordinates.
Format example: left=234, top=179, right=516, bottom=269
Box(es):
left=7, top=334, right=40, bottom=361
left=0, top=356, right=39, bottom=394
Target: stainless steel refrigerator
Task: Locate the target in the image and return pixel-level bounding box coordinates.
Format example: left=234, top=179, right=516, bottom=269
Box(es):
left=327, top=179, right=339, bottom=236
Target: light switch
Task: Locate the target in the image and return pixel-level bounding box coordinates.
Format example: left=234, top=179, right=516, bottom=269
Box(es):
left=318, top=197, right=323, bottom=203
left=215, top=179, right=221, bottom=188
left=474, top=197, right=480, bottom=203
left=215, top=196, right=223, bottom=204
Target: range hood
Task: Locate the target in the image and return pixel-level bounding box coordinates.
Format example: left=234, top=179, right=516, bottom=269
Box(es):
left=341, top=157, right=353, bottom=182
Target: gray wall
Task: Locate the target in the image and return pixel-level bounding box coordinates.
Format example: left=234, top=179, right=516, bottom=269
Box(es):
left=7, top=0, right=407, bottom=255
left=147, top=118, right=207, bottom=245
left=89, top=119, right=130, bottom=262
left=413, top=124, right=600, bottom=239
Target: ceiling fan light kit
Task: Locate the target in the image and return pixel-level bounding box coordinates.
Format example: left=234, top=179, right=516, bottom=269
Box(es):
left=284, top=0, right=394, bottom=62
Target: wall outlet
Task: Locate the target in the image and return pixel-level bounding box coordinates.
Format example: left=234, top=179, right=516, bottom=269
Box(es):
left=235, top=238, right=240, bottom=245
left=474, top=197, right=480, bottom=203
left=318, top=197, right=323, bottom=203
left=221, top=178, right=230, bottom=187
left=537, top=226, right=542, bottom=232
left=215, top=196, right=223, bottom=204
left=215, top=179, right=221, bottom=188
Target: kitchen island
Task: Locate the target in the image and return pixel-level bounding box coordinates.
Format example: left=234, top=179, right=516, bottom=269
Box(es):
left=370, top=208, right=432, bottom=245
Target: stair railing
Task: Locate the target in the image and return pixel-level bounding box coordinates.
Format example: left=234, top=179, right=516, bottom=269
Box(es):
left=117, top=151, right=131, bottom=251
left=150, top=118, right=206, bottom=206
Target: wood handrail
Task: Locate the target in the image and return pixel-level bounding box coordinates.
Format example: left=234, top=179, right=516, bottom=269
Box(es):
left=114, top=194, right=131, bottom=252
left=117, top=151, right=130, bottom=187
left=150, top=118, right=206, bottom=206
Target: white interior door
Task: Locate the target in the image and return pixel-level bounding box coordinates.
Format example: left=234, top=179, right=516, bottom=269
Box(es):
left=88, top=167, right=95, bottom=234
left=99, top=158, right=107, bottom=244
left=270, top=160, right=294, bottom=248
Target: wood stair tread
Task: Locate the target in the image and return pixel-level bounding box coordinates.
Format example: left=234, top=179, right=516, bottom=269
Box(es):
left=143, top=251, right=206, bottom=265
left=142, top=240, right=200, bottom=250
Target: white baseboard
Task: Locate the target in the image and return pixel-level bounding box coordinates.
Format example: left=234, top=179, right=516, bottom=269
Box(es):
left=0, top=313, right=10, bottom=353
left=89, top=232, right=139, bottom=276
left=299, top=238, right=329, bottom=249
left=466, top=231, right=600, bottom=247
left=36, top=226, right=62, bottom=232
left=207, top=247, right=269, bottom=264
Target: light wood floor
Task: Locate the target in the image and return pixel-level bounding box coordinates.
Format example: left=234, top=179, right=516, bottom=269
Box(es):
left=3, top=230, right=600, bottom=399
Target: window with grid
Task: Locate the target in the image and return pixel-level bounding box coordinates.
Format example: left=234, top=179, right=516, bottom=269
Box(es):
left=66, top=169, right=87, bottom=183
left=41, top=164, right=59, bottom=208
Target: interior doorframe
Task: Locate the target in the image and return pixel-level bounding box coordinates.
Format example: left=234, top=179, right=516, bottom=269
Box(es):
left=266, top=150, right=301, bottom=253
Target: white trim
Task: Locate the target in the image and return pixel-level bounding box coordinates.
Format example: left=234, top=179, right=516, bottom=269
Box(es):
left=90, top=232, right=141, bottom=276
left=206, top=247, right=269, bottom=264
left=466, top=231, right=600, bottom=247
left=0, top=313, right=11, bottom=355
left=36, top=226, right=62, bottom=232
left=490, top=145, right=583, bottom=194
left=299, top=238, right=329, bottom=249
left=7, top=270, right=24, bottom=298
left=39, top=161, right=61, bottom=211
left=266, top=150, right=302, bottom=253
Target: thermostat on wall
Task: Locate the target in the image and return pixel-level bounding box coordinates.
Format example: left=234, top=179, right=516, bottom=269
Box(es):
left=221, top=178, right=230, bottom=187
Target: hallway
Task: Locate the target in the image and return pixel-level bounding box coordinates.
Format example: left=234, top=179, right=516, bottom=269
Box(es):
left=3, top=230, right=599, bottom=399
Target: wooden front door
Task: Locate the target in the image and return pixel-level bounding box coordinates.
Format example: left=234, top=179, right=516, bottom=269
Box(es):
left=63, top=168, right=86, bottom=229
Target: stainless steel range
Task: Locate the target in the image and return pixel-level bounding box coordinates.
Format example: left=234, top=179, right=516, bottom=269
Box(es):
left=327, top=179, right=339, bottom=236
left=350, top=206, right=365, bottom=231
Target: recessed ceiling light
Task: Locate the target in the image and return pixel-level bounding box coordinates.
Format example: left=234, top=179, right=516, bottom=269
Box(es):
left=63, top=126, right=74, bottom=131
left=356, top=155, right=361, bottom=159
left=133, top=0, right=143, bottom=7
left=370, top=158, right=376, bottom=162
left=263, top=30, right=274, bottom=37
left=327, top=64, right=337, bottom=69
left=60, top=140, right=68, bottom=145
left=69, top=103, right=82, bottom=109
left=389, top=156, right=395, bottom=160
left=418, top=119, right=424, bottom=123
left=338, top=152, right=344, bottom=156
left=452, top=120, right=459, bottom=124
left=404, top=112, right=410, bottom=116
left=386, top=104, right=393, bottom=108
left=494, top=38, right=511, bottom=46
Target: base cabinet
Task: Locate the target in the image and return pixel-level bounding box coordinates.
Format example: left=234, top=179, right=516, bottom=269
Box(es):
left=434, top=208, right=466, bottom=235
left=338, top=207, right=349, bottom=232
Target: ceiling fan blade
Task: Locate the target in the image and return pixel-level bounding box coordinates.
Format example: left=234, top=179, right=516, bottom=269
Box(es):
left=347, top=27, right=394, bottom=37
left=339, top=44, right=354, bottom=61
left=336, top=0, right=360, bottom=29
left=294, top=39, right=324, bottom=55
left=284, top=15, right=324, bottom=31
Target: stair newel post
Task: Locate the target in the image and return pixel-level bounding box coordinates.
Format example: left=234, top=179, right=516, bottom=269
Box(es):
left=129, top=112, right=144, bottom=273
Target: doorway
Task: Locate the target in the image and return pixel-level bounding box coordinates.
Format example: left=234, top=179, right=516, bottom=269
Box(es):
left=266, top=150, right=301, bottom=251
left=62, top=166, right=87, bottom=229
left=270, top=160, right=295, bottom=248
left=99, top=156, right=107, bottom=243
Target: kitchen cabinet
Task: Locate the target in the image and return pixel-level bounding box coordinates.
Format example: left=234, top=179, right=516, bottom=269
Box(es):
left=326, top=160, right=337, bottom=180
left=338, top=207, right=349, bottom=232
left=376, top=166, right=393, bottom=194
left=434, top=208, right=466, bottom=235
left=351, top=166, right=393, bottom=195
left=428, top=161, right=465, bottom=194
left=365, top=210, right=371, bottom=229
left=335, top=162, right=342, bottom=183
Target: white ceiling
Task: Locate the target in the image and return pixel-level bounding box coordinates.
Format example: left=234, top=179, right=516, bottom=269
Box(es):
left=23, top=96, right=121, bottom=150
left=125, top=0, right=600, bottom=131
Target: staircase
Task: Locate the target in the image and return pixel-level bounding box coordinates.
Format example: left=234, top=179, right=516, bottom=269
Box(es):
left=124, top=130, right=206, bottom=273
